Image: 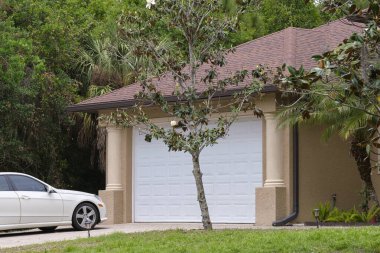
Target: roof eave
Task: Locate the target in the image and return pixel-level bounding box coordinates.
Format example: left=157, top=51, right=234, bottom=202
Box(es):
left=67, top=85, right=278, bottom=113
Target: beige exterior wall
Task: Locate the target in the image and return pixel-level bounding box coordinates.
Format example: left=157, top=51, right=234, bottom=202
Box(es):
left=98, top=190, right=124, bottom=224
left=372, top=172, right=380, bottom=198
left=295, top=124, right=362, bottom=222
left=256, top=187, right=287, bottom=225
left=371, top=145, right=380, bottom=196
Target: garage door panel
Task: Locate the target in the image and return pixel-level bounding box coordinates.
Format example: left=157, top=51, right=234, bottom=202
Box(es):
left=168, top=168, right=181, bottom=177
left=137, top=185, right=151, bottom=196
left=168, top=206, right=181, bottom=215
left=183, top=204, right=200, bottom=214
left=151, top=185, right=169, bottom=196
left=168, top=184, right=181, bottom=195
left=134, top=117, right=262, bottom=223
left=214, top=183, right=230, bottom=195
left=183, top=184, right=196, bottom=196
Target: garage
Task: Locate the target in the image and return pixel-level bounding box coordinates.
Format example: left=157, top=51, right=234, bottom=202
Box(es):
left=133, top=117, right=263, bottom=223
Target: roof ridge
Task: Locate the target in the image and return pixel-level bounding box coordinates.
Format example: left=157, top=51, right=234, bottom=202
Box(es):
left=230, top=19, right=346, bottom=52
left=231, top=27, right=292, bottom=51
left=311, top=18, right=351, bottom=30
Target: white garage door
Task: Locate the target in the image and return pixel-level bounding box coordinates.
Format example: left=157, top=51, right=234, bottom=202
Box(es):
left=133, top=117, right=262, bottom=223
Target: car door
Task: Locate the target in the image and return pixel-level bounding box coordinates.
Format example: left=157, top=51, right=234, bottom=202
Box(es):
left=0, top=175, right=20, bottom=225
left=8, top=175, right=63, bottom=224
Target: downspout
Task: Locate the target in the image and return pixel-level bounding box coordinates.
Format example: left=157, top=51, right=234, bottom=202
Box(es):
left=272, top=124, right=299, bottom=226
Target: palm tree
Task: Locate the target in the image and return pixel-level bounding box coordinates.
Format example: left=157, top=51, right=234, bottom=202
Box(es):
left=73, top=85, right=112, bottom=172
left=78, top=38, right=129, bottom=89
left=78, top=37, right=173, bottom=89
left=278, top=84, right=380, bottom=210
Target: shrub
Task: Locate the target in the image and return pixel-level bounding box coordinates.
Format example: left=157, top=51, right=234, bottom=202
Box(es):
left=313, top=202, right=380, bottom=223
left=313, top=202, right=332, bottom=222
left=358, top=205, right=380, bottom=223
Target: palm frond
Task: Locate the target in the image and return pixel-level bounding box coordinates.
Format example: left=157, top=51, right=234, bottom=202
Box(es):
left=277, top=81, right=373, bottom=141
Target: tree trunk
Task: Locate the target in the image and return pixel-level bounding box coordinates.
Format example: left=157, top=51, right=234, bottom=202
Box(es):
left=350, top=137, right=380, bottom=209
left=192, top=155, right=213, bottom=230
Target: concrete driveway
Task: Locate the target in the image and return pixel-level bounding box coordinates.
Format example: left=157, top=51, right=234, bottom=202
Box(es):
left=0, top=223, right=259, bottom=249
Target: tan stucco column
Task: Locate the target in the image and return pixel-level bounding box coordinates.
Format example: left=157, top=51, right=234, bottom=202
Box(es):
left=99, top=125, right=126, bottom=225
left=105, top=126, right=124, bottom=190
left=255, top=111, right=288, bottom=225
left=264, top=112, right=285, bottom=187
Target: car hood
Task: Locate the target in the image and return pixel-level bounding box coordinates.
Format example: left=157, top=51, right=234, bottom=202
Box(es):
left=55, top=189, right=94, bottom=197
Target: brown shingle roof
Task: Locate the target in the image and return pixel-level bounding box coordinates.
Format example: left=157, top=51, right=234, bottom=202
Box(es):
left=68, top=19, right=363, bottom=112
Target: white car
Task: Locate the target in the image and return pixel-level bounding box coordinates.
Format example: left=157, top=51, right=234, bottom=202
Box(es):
left=0, top=172, right=107, bottom=232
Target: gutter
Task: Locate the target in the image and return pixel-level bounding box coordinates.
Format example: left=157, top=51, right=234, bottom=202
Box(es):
left=272, top=124, right=299, bottom=226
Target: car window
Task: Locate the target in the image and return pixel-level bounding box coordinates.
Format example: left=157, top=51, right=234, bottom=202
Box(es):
left=0, top=176, right=10, bottom=191
left=9, top=175, right=47, bottom=192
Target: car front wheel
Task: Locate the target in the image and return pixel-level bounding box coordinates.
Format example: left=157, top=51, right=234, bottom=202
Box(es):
left=72, top=202, right=98, bottom=231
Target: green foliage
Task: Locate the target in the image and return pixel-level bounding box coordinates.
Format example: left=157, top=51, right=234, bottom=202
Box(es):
left=259, top=0, right=325, bottom=34
left=221, top=0, right=267, bottom=45
left=3, top=0, right=136, bottom=73
left=277, top=82, right=374, bottom=141
left=314, top=201, right=333, bottom=221
left=0, top=19, right=77, bottom=185
left=360, top=205, right=380, bottom=223
left=221, top=0, right=331, bottom=45
left=79, top=37, right=174, bottom=88
left=314, top=202, right=380, bottom=223
left=325, top=208, right=362, bottom=223
left=5, top=0, right=89, bottom=72
left=0, top=0, right=112, bottom=190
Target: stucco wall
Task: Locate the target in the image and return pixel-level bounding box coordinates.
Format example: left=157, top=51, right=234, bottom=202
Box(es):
left=296, top=125, right=362, bottom=222
left=371, top=163, right=380, bottom=199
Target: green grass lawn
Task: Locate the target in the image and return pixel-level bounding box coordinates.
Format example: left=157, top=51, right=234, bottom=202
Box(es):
left=5, top=228, right=380, bottom=253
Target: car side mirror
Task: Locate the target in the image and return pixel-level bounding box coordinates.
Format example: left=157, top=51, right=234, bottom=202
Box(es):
left=47, top=186, right=55, bottom=194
